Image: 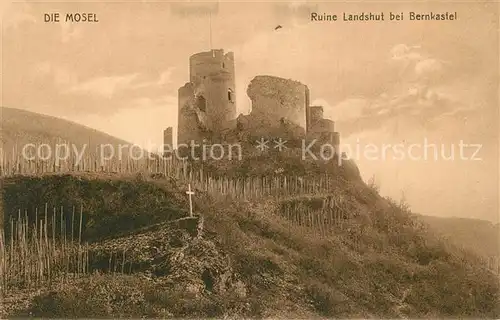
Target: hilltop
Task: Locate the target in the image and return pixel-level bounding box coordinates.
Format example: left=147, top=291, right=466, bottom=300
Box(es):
left=1, top=173, right=499, bottom=318
left=1, top=109, right=498, bottom=318
left=0, top=107, right=132, bottom=153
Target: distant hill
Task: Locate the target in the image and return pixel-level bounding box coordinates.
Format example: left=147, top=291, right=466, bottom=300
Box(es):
left=1, top=107, right=131, bottom=151
left=0, top=107, right=150, bottom=165
left=419, top=215, right=499, bottom=259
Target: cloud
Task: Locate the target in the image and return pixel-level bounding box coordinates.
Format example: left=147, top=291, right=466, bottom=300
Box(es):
left=169, top=2, right=219, bottom=17
left=34, top=62, right=78, bottom=88
left=359, top=45, right=460, bottom=124
left=273, top=1, right=318, bottom=27
left=323, top=98, right=369, bottom=122
left=415, top=58, right=445, bottom=84
left=60, top=22, right=83, bottom=43
left=288, top=0, right=309, bottom=9
left=390, top=44, right=422, bottom=61
left=2, top=1, right=36, bottom=30
left=377, top=108, right=390, bottom=115
left=26, top=60, right=179, bottom=117
left=132, top=68, right=175, bottom=89
left=54, top=67, right=78, bottom=87
left=38, top=62, right=175, bottom=99
left=68, top=74, right=140, bottom=98
left=415, top=59, right=442, bottom=75
left=131, top=95, right=177, bottom=110
left=157, top=69, right=174, bottom=86
left=334, top=85, right=468, bottom=138
left=390, top=44, right=433, bottom=80
left=35, top=61, right=53, bottom=76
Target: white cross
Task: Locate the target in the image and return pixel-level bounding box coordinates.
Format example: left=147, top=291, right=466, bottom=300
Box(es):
left=186, top=184, right=195, bottom=217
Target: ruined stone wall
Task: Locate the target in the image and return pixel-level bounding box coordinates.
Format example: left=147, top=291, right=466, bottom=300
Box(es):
left=332, top=131, right=340, bottom=147
left=177, top=83, right=206, bottom=145
left=308, top=118, right=335, bottom=138
left=309, top=106, right=324, bottom=126
left=247, top=76, right=308, bottom=129
left=306, top=104, right=340, bottom=148
left=305, top=87, right=310, bottom=129
left=163, top=127, right=173, bottom=153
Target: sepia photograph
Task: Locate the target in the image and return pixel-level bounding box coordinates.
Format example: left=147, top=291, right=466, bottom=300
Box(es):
left=0, top=0, right=499, bottom=318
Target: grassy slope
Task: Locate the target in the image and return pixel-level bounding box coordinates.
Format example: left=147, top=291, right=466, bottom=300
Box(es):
left=1, top=174, right=188, bottom=242
left=2, top=174, right=499, bottom=318
left=200, top=186, right=499, bottom=318
left=1, top=107, right=131, bottom=150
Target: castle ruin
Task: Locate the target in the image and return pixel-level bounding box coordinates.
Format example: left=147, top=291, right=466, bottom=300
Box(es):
left=164, top=49, right=340, bottom=152
left=176, top=49, right=237, bottom=146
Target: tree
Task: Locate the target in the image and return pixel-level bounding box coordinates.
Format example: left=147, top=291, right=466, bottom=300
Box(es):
left=399, top=191, right=411, bottom=214
left=367, top=174, right=380, bottom=193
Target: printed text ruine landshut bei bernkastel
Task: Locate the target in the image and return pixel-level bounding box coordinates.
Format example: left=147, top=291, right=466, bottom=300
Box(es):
left=311, top=11, right=458, bottom=22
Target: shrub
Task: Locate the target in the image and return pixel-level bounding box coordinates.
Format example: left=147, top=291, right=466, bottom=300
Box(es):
left=27, top=274, right=154, bottom=318
left=305, top=281, right=351, bottom=317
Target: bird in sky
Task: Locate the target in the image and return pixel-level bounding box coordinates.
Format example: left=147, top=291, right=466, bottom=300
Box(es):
left=274, top=25, right=283, bottom=30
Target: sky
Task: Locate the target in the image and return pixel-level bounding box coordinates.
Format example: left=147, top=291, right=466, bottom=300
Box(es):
left=1, top=0, right=499, bottom=222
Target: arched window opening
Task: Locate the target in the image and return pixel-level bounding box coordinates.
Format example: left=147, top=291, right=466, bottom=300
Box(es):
left=196, top=95, right=207, bottom=112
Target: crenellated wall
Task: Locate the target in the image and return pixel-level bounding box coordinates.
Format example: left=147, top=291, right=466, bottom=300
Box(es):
left=189, top=49, right=235, bottom=84
left=190, top=50, right=236, bottom=129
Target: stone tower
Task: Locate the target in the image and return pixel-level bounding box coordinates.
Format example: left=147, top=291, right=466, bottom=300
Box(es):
left=178, top=49, right=237, bottom=146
